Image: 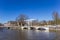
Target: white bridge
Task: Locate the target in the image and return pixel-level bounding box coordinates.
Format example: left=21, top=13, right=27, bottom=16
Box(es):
left=0, top=26, right=49, bottom=32
left=21, top=26, right=49, bottom=31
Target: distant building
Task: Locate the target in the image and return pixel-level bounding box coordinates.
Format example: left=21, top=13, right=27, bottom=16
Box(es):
left=0, top=23, right=4, bottom=26
left=4, top=19, right=37, bottom=26
left=25, top=19, right=37, bottom=26
left=4, top=21, right=17, bottom=26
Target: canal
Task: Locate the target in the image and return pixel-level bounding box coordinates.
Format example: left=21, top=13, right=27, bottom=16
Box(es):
left=0, top=28, right=58, bottom=40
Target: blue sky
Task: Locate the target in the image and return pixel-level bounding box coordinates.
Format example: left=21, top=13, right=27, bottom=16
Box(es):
left=0, top=0, right=60, bottom=23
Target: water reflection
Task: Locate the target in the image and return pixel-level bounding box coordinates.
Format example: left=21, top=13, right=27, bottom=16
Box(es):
left=21, top=30, right=56, bottom=40
left=0, top=28, right=56, bottom=40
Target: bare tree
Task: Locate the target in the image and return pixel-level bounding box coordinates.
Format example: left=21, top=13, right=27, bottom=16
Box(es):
left=47, top=20, right=54, bottom=25
left=16, top=14, right=28, bottom=26
left=32, top=20, right=39, bottom=26
left=52, top=12, right=60, bottom=25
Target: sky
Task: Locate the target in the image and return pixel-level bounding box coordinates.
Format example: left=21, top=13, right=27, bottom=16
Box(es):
left=0, top=0, right=60, bottom=23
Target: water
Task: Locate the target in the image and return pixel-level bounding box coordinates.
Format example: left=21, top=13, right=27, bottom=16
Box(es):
left=0, top=28, right=56, bottom=40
